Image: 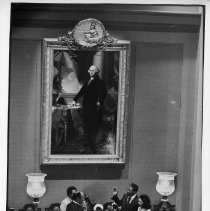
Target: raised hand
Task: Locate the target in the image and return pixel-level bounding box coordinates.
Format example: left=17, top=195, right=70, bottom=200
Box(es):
left=71, top=100, right=76, bottom=106
left=113, top=186, right=118, bottom=195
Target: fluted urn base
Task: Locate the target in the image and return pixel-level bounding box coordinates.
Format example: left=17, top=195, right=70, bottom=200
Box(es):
left=154, top=196, right=175, bottom=211
left=33, top=198, right=41, bottom=211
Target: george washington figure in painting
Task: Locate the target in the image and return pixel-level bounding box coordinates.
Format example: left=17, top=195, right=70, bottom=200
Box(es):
left=51, top=50, right=119, bottom=154
left=72, top=65, right=107, bottom=153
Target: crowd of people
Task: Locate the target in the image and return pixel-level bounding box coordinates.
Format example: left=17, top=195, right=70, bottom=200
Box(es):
left=59, top=183, right=151, bottom=211
left=16, top=183, right=152, bottom=211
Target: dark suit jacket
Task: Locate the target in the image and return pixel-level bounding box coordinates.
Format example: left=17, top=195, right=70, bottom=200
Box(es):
left=111, top=194, right=139, bottom=211
left=73, top=76, right=107, bottom=111
left=74, top=76, right=107, bottom=129
left=66, top=201, right=83, bottom=211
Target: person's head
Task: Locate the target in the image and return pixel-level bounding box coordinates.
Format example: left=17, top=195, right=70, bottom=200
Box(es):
left=49, top=203, right=60, bottom=211
left=22, top=204, right=36, bottom=211
left=90, top=22, right=96, bottom=30
left=112, top=203, right=119, bottom=211
left=139, top=194, right=151, bottom=210
left=67, top=186, right=77, bottom=198
left=88, top=65, right=99, bottom=78
left=103, top=202, right=112, bottom=211
left=93, top=204, right=103, bottom=211
left=72, top=191, right=83, bottom=204
left=104, top=202, right=119, bottom=211
left=127, top=183, right=139, bottom=196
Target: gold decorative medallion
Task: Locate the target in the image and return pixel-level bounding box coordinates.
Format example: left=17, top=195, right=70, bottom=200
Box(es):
left=72, top=18, right=105, bottom=47
left=59, top=18, right=117, bottom=50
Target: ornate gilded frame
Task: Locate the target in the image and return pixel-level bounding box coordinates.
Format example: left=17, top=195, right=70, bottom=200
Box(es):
left=41, top=38, right=130, bottom=164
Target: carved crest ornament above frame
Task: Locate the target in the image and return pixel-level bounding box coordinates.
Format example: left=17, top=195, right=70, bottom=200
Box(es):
left=59, top=18, right=117, bottom=50
left=41, top=19, right=131, bottom=164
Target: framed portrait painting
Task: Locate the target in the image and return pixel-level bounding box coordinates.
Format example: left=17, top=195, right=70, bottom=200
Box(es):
left=41, top=38, right=131, bottom=164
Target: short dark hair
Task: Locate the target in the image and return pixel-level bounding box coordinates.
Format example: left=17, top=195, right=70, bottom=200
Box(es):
left=49, top=203, right=60, bottom=211
left=72, top=191, right=82, bottom=201
left=103, top=202, right=113, bottom=211
left=130, top=183, right=138, bottom=192
left=67, top=186, right=77, bottom=197
left=22, top=204, right=36, bottom=211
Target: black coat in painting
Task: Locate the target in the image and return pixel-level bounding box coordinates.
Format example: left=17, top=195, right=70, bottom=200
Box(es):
left=73, top=75, right=107, bottom=149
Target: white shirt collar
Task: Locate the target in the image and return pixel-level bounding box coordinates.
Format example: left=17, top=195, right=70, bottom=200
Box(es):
left=72, top=200, right=80, bottom=205
left=129, top=194, right=137, bottom=203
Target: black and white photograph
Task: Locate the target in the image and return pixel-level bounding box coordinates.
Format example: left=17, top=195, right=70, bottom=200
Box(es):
left=0, top=1, right=208, bottom=211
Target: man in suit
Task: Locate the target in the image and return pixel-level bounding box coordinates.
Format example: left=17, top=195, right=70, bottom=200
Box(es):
left=66, top=192, right=84, bottom=211
left=111, top=183, right=139, bottom=211
left=72, top=65, right=107, bottom=153
left=60, top=186, right=77, bottom=211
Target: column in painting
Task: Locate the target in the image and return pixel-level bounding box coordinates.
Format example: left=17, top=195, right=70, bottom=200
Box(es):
left=93, top=51, right=105, bottom=78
